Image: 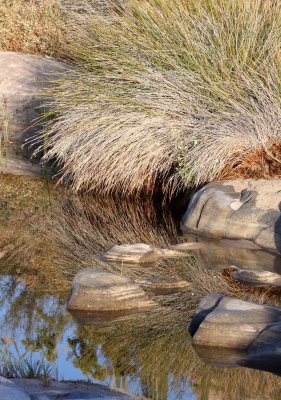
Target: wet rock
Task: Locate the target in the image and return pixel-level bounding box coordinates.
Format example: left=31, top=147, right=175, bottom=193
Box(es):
left=189, top=294, right=281, bottom=349
left=67, top=268, right=156, bottom=313
left=230, top=268, right=281, bottom=287
left=101, top=243, right=186, bottom=264
left=135, top=275, right=190, bottom=294
left=0, top=51, right=66, bottom=177
left=181, top=180, right=281, bottom=253
left=0, top=377, right=30, bottom=400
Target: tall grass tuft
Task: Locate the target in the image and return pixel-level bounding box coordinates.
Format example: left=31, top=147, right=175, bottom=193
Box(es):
left=40, top=0, right=281, bottom=196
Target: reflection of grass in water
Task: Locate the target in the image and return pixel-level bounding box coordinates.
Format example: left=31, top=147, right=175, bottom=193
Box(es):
left=46, top=195, right=281, bottom=310
left=0, top=173, right=69, bottom=295
left=2, top=180, right=281, bottom=398
left=67, top=310, right=281, bottom=400
left=46, top=194, right=180, bottom=278
left=0, top=336, right=54, bottom=385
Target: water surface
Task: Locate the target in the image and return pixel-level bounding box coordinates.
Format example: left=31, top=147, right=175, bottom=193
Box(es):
left=1, top=175, right=281, bottom=399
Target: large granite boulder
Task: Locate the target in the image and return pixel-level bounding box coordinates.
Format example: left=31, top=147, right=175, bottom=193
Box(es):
left=67, top=268, right=157, bottom=314
left=189, top=294, right=281, bottom=349
left=0, top=51, right=66, bottom=177
left=181, top=180, right=281, bottom=253
left=190, top=294, right=281, bottom=375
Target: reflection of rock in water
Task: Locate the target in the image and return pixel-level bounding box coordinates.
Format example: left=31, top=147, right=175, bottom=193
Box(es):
left=69, top=309, right=153, bottom=327
left=194, top=342, right=281, bottom=376
left=185, top=234, right=281, bottom=273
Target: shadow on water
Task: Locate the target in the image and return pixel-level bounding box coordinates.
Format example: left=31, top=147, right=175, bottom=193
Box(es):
left=2, top=182, right=281, bottom=398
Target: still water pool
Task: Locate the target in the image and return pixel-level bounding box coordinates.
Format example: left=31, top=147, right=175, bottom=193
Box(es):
left=1, top=175, right=281, bottom=399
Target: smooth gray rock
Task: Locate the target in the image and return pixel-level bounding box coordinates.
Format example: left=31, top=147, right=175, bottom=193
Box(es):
left=0, top=51, right=66, bottom=177
left=101, top=243, right=187, bottom=264
left=181, top=180, right=281, bottom=253
left=67, top=268, right=156, bottom=313
left=0, top=377, right=30, bottom=400
left=189, top=294, right=281, bottom=349
left=101, top=243, right=161, bottom=263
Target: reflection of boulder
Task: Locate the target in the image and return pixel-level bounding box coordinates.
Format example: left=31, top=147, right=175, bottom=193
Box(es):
left=67, top=268, right=157, bottom=315
left=189, top=294, right=281, bottom=375
left=181, top=180, right=281, bottom=253
left=135, top=275, right=190, bottom=294
left=0, top=52, right=66, bottom=177
left=194, top=335, right=281, bottom=376
left=186, top=235, right=281, bottom=273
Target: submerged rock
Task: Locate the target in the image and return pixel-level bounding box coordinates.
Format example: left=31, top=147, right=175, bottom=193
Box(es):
left=67, top=268, right=156, bottom=313
left=230, top=268, right=281, bottom=287
left=189, top=294, right=281, bottom=349
left=101, top=243, right=187, bottom=264
left=0, top=51, right=66, bottom=177
left=181, top=180, right=281, bottom=253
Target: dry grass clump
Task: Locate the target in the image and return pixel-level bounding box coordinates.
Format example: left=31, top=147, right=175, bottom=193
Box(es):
left=0, top=0, right=66, bottom=57
left=40, top=0, right=281, bottom=197
left=219, top=143, right=281, bottom=180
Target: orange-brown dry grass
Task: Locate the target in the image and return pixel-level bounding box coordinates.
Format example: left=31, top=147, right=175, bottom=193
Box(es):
left=221, top=267, right=281, bottom=305
left=0, top=0, right=66, bottom=57
left=219, top=143, right=281, bottom=181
